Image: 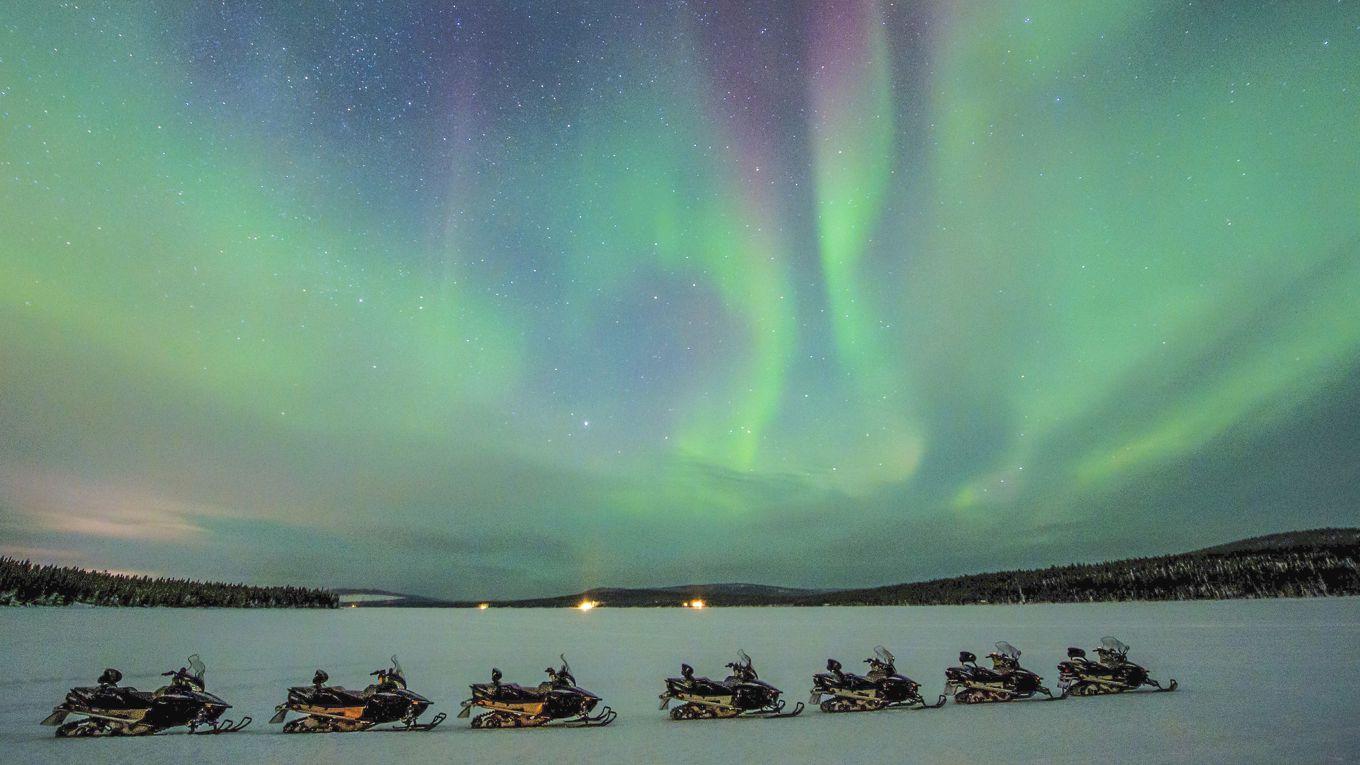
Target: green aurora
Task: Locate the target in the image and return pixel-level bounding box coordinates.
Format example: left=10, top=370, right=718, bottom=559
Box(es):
left=2, top=2, right=1358, bottom=597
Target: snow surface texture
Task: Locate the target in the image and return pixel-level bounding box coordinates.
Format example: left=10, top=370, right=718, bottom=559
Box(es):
left=2, top=599, right=1357, bottom=764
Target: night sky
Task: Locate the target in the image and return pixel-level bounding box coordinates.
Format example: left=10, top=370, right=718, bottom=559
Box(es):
left=3, top=2, right=1358, bottom=598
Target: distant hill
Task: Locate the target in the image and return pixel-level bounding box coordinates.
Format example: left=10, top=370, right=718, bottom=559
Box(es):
left=331, top=588, right=465, bottom=608
left=333, top=582, right=825, bottom=609
left=0, top=557, right=337, bottom=608
left=456, top=527, right=1360, bottom=608
left=658, top=583, right=822, bottom=598
left=482, top=583, right=823, bottom=609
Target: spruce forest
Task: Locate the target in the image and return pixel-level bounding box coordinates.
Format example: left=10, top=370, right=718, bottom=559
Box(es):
left=0, top=558, right=337, bottom=608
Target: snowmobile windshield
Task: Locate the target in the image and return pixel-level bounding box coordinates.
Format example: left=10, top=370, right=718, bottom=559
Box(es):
left=390, top=655, right=405, bottom=680
left=1100, top=637, right=1129, bottom=654
left=731, top=650, right=757, bottom=680
left=188, top=654, right=206, bottom=681
left=558, top=654, right=575, bottom=684
left=994, top=642, right=1021, bottom=659
left=874, top=646, right=895, bottom=665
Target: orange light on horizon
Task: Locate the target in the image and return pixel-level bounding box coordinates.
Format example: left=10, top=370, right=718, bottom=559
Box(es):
left=687, top=599, right=706, bottom=609
left=477, top=603, right=490, bottom=610
left=577, top=599, right=598, bottom=611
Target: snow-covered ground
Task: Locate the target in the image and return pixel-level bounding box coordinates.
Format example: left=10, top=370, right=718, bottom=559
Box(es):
left=2, top=599, right=1357, bottom=763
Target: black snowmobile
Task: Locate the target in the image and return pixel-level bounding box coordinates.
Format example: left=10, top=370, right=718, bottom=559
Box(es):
left=659, top=650, right=804, bottom=720
left=1057, top=636, right=1178, bottom=697
left=809, top=645, right=946, bottom=712
left=40, top=654, right=248, bottom=736
left=945, top=642, right=1058, bottom=703
left=457, top=654, right=615, bottom=728
left=268, top=656, right=444, bottom=732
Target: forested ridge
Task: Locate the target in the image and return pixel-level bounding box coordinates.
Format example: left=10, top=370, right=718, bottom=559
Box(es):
left=0, top=557, right=338, bottom=608
left=797, top=528, right=1360, bottom=606
left=473, top=528, right=1360, bottom=608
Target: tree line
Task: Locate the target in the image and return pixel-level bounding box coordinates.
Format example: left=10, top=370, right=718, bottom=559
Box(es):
left=800, top=533, right=1360, bottom=606
left=0, top=557, right=338, bottom=608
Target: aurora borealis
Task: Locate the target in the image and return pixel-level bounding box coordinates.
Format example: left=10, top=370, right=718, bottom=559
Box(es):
left=2, top=1, right=1358, bottom=598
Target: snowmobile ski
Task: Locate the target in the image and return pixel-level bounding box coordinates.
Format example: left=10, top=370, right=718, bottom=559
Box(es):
left=189, top=716, right=252, bottom=734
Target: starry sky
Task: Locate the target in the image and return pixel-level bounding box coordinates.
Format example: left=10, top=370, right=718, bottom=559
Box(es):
left=2, top=1, right=1358, bottom=599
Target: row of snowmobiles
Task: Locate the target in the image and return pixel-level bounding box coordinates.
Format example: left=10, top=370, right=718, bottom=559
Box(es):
left=943, top=637, right=1176, bottom=704
left=39, top=654, right=609, bottom=736
left=40, top=637, right=1175, bottom=737
left=668, top=637, right=1175, bottom=719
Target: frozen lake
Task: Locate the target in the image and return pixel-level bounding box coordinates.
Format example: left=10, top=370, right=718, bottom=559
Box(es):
left=2, top=599, right=1357, bottom=763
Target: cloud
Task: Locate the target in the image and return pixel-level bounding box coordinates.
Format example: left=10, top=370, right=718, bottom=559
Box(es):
left=0, top=466, right=219, bottom=544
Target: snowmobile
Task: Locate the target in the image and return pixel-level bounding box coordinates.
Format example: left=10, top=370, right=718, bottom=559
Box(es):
left=659, top=650, right=804, bottom=720
left=268, top=656, right=444, bottom=732
left=809, top=645, right=946, bottom=712
left=457, top=654, right=615, bottom=728
left=945, top=642, right=1058, bottom=703
left=40, top=654, right=249, bottom=736
left=1057, top=636, right=1178, bottom=697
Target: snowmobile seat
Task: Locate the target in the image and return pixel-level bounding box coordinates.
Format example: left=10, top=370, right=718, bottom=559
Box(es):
left=486, top=683, right=542, bottom=702
left=967, top=666, right=1003, bottom=683
left=308, top=686, right=368, bottom=706
left=840, top=673, right=877, bottom=691
left=686, top=677, right=731, bottom=696
left=89, top=687, right=154, bottom=708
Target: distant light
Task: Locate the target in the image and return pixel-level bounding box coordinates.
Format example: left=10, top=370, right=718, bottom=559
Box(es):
left=477, top=602, right=490, bottom=610
left=688, top=599, right=705, bottom=610
left=577, top=600, right=597, bottom=611
left=349, top=603, right=358, bottom=609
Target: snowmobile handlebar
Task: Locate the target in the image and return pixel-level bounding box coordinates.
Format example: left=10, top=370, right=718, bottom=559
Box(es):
left=725, top=660, right=757, bottom=680
left=548, top=668, right=576, bottom=686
